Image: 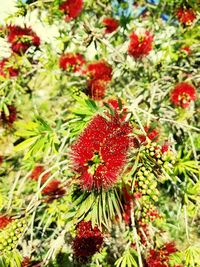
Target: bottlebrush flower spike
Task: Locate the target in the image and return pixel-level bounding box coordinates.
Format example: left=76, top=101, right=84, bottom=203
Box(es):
left=86, top=61, right=112, bottom=100
left=146, top=242, right=177, bottom=267
left=170, top=82, right=197, bottom=108
left=0, top=216, right=12, bottom=229
left=177, top=7, right=196, bottom=25
left=59, top=53, right=86, bottom=73
left=0, top=58, right=19, bottom=78
left=128, top=31, right=153, bottom=59
left=103, top=17, right=119, bottom=34
left=29, top=165, right=50, bottom=183
left=59, top=0, right=83, bottom=21
left=0, top=105, right=17, bottom=124
left=42, top=179, right=66, bottom=197
left=71, top=113, right=132, bottom=190
left=87, top=61, right=112, bottom=81
left=7, top=25, right=40, bottom=54
left=87, top=79, right=108, bottom=100
left=72, top=221, right=103, bottom=258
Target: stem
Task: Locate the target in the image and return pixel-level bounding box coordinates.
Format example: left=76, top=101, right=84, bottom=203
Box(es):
left=130, top=202, right=143, bottom=267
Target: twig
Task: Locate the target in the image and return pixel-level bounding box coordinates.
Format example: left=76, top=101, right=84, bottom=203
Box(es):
left=130, top=202, right=143, bottom=267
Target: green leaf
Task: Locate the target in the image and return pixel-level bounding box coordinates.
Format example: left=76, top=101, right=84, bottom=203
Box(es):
left=14, top=136, right=38, bottom=152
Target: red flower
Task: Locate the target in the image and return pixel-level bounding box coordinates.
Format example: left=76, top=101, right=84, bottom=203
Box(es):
left=59, top=0, right=83, bottom=21
left=71, top=113, right=132, bottom=190
left=0, top=105, right=17, bottom=124
left=170, top=82, right=196, bottom=108
left=59, top=53, right=85, bottom=72
left=139, top=126, right=159, bottom=144
left=86, top=61, right=112, bottom=100
left=87, top=79, right=107, bottom=100
left=177, top=8, right=196, bottom=25
left=42, top=179, right=66, bottom=197
left=30, top=165, right=50, bottom=183
left=146, top=242, right=177, bottom=267
left=162, top=242, right=177, bottom=256
left=7, top=25, right=40, bottom=54
left=87, top=61, right=112, bottom=81
left=103, top=17, right=119, bottom=34
left=0, top=58, right=19, bottom=78
left=128, top=31, right=153, bottom=59
left=72, top=221, right=103, bottom=258
left=0, top=215, right=12, bottom=229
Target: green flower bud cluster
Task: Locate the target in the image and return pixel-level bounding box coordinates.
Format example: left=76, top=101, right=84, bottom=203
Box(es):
left=135, top=165, right=159, bottom=202
left=145, top=142, right=176, bottom=166
left=140, top=203, right=159, bottom=224
left=0, top=217, right=27, bottom=254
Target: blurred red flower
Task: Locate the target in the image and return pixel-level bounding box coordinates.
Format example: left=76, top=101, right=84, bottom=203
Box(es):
left=42, top=179, right=66, bottom=197
left=170, top=82, right=196, bottom=108
left=71, top=113, right=132, bottom=190
left=30, top=165, right=50, bottom=183
left=0, top=105, right=17, bottom=124
left=59, top=0, right=83, bottom=21
left=0, top=215, right=12, bottom=229
left=72, top=221, right=103, bottom=258
left=59, top=53, right=86, bottom=72
left=103, top=17, right=119, bottom=33
left=0, top=58, right=19, bottom=78
left=87, top=61, right=112, bottom=81
left=146, top=242, right=177, bottom=267
left=128, top=31, right=153, bottom=59
left=177, top=8, right=196, bottom=25
left=7, top=25, right=40, bottom=54
left=86, top=61, right=112, bottom=100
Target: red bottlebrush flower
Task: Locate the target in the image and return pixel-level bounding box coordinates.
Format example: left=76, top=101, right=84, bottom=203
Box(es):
left=7, top=25, right=40, bottom=54
left=86, top=61, right=112, bottom=100
left=177, top=8, right=196, bottom=25
left=139, top=126, right=159, bottom=144
left=103, top=17, right=119, bottom=34
left=71, top=113, right=132, bottom=191
left=59, top=53, right=85, bottom=72
left=0, top=105, right=17, bottom=124
left=72, top=221, right=103, bottom=258
left=170, top=82, right=197, bottom=108
left=0, top=58, right=19, bottom=78
left=0, top=215, right=12, bottom=229
left=59, top=0, right=83, bottom=21
left=29, top=165, right=50, bottom=183
left=128, top=31, right=153, bottom=59
left=146, top=242, right=177, bottom=267
left=42, top=179, right=65, bottom=197
left=162, top=242, right=177, bottom=256
left=87, top=79, right=107, bottom=100
left=87, top=61, right=112, bottom=82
